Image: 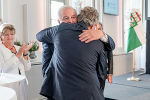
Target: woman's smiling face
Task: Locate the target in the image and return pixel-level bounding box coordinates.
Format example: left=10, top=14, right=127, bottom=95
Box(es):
left=1, top=29, right=15, bottom=44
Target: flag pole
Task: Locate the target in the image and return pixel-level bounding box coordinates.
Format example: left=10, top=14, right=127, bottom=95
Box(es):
left=127, top=50, right=141, bottom=81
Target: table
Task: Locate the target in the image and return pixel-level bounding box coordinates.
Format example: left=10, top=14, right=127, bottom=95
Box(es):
left=0, top=86, right=17, bottom=100
left=0, top=73, right=28, bottom=100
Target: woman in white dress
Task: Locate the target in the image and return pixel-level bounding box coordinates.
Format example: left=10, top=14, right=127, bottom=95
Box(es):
left=0, top=23, right=32, bottom=75
left=0, top=23, right=33, bottom=100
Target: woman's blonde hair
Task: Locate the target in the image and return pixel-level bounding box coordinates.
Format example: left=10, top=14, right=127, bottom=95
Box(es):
left=0, top=23, right=16, bottom=36
left=77, top=6, right=99, bottom=27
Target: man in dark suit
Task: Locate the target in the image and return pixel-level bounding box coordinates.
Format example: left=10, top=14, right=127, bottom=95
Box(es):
left=40, top=6, right=115, bottom=78
left=97, top=22, right=113, bottom=92
left=37, top=6, right=115, bottom=100
left=40, top=6, right=77, bottom=77
left=38, top=6, right=115, bottom=99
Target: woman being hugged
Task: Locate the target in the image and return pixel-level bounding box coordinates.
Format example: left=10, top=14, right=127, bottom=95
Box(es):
left=0, top=23, right=33, bottom=76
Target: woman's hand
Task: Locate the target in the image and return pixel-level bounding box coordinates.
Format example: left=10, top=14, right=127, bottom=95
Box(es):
left=23, top=42, right=34, bottom=60
left=16, top=44, right=26, bottom=59
left=15, top=42, right=33, bottom=59
left=24, top=42, right=34, bottom=51
left=23, top=42, right=33, bottom=54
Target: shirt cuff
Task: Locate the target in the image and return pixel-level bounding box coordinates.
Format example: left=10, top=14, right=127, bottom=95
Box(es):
left=100, top=32, right=108, bottom=43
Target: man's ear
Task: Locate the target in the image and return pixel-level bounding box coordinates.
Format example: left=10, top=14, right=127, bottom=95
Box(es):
left=88, top=26, right=95, bottom=30
left=58, top=20, right=61, bottom=24
left=97, top=24, right=101, bottom=30
left=91, top=25, right=99, bottom=30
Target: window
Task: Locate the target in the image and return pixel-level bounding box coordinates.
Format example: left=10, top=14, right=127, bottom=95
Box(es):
left=51, top=1, right=64, bottom=26
left=46, top=0, right=96, bottom=26
left=69, top=0, right=95, bottom=14
left=46, top=0, right=65, bottom=26
left=145, top=0, right=150, bottom=20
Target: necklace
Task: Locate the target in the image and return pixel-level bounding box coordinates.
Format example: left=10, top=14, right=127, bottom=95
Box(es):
left=2, top=42, right=14, bottom=50
left=2, top=42, right=17, bottom=54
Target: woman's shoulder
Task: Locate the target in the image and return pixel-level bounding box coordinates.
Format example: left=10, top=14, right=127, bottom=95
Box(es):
left=0, top=42, right=14, bottom=58
left=0, top=42, right=6, bottom=50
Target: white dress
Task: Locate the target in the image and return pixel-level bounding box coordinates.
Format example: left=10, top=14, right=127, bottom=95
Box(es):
left=0, top=42, right=31, bottom=100
left=0, top=42, right=31, bottom=76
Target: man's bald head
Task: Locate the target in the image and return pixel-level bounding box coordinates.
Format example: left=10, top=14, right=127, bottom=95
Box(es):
left=58, top=6, right=77, bottom=24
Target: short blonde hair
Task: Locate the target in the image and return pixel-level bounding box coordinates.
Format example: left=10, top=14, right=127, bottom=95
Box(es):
left=0, top=23, right=15, bottom=36
left=77, top=6, right=99, bottom=27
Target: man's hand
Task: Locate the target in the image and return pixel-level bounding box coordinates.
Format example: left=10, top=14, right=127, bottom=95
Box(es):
left=79, top=29, right=105, bottom=43
left=107, top=75, right=112, bottom=84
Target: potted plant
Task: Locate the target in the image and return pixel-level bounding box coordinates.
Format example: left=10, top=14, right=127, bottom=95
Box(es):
left=28, top=41, right=39, bottom=59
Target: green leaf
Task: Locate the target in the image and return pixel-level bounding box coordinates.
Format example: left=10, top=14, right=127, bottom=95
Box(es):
left=29, top=41, right=39, bottom=52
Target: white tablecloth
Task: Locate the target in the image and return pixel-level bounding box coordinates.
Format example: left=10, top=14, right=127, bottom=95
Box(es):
left=0, top=73, right=28, bottom=100
left=0, top=86, right=17, bottom=100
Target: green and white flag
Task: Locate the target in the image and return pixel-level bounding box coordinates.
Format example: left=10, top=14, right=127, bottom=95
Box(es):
left=127, top=9, right=146, bottom=53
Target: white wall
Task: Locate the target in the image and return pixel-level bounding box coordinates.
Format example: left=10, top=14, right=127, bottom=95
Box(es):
left=25, top=0, right=46, bottom=42
left=1, top=0, right=46, bottom=42
left=103, top=0, right=123, bottom=49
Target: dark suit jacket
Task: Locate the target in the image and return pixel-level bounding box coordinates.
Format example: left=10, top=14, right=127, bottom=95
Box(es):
left=37, top=26, right=115, bottom=77
left=38, top=26, right=59, bottom=77
left=98, top=50, right=113, bottom=92
left=41, top=42, right=54, bottom=77
left=107, top=51, right=113, bottom=75
left=36, top=23, right=115, bottom=100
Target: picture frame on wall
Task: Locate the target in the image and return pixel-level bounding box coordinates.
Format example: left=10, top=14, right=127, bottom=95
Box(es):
left=103, top=0, right=119, bottom=16
left=145, top=0, right=150, bottom=20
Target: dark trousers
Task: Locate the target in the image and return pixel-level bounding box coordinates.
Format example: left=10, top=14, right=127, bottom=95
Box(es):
left=99, top=77, right=107, bottom=93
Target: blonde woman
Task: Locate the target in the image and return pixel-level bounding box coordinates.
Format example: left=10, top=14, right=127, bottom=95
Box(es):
left=0, top=23, right=34, bottom=100
left=0, top=23, right=33, bottom=76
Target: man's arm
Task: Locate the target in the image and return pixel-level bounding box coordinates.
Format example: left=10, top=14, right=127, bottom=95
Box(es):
left=96, top=44, right=109, bottom=88
left=103, top=35, right=115, bottom=51
left=107, top=51, right=113, bottom=74
left=107, top=51, right=113, bottom=84
left=79, top=30, right=115, bottom=51
left=36, top=26, right=58, bottom=76
left=36, top=26, right=59, bottom=43
left=42, top=43, right=54, bottom=77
